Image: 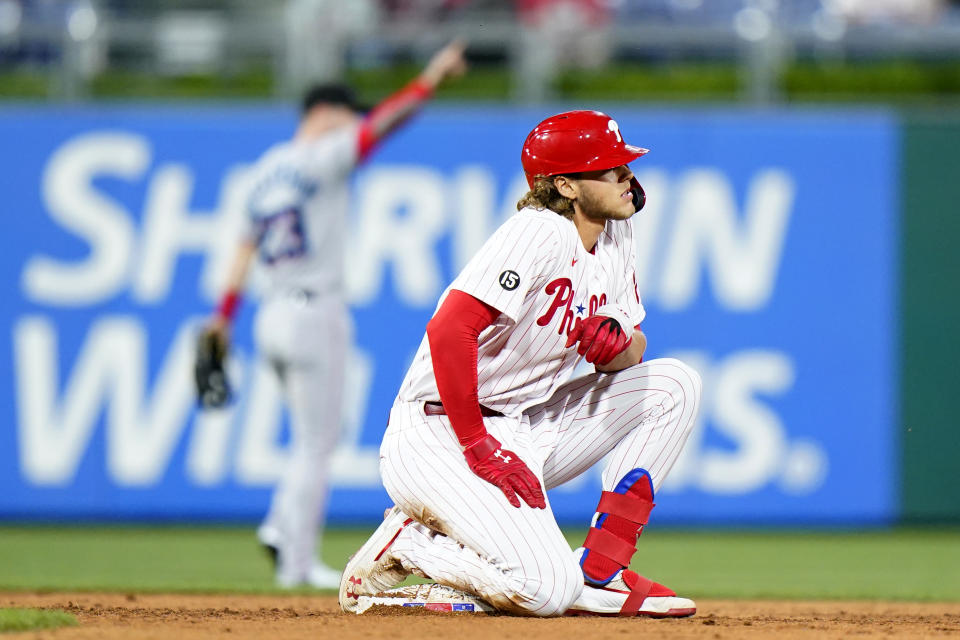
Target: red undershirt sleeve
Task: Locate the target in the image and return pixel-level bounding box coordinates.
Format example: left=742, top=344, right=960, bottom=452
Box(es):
left=426, top=289, right=501, bottom=449
left=356, top=79, right=434, bottom=162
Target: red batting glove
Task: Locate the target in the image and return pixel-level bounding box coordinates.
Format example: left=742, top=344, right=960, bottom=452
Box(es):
left=565, top=315, right=632, bottom=366
left=463, top=435, right=546, bottom=509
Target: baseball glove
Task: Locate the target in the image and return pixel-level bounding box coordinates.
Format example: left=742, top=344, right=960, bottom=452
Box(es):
left=194, top=328, right=232, bottom=409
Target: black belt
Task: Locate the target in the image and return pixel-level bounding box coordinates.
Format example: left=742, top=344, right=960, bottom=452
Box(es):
left=291, top=288, right=317, bottom=302
left=423, top=401, right=503, bottom=418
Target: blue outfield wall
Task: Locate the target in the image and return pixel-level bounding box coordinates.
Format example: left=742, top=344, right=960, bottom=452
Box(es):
left=0, top=106, right=898, bottom=525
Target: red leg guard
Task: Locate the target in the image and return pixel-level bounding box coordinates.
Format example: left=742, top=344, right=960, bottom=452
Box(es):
left=580, top=468, right=655, bottom=586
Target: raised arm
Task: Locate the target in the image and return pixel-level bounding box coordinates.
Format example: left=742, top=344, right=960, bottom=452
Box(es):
left=356, top=39, right=468, bottom=160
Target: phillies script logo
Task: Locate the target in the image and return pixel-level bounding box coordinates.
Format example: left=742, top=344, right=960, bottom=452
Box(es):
left=536, top=278, right=607, bottom=336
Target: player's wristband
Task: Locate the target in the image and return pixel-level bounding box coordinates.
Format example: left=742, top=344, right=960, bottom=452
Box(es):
left=216, top=290, right=242, bottom=322
left=463, top=434, right=500, bottom=466
left=405, top=78, right=434, bottom=99
left=459, top=428, right=490, bottom=450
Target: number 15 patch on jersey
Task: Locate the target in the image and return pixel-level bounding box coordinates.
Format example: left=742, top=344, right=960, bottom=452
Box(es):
left=499, top=270, right=520, bottom=291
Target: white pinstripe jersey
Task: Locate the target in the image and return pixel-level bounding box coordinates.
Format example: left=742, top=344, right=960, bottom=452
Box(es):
left=241, top=123, right=360, bottom=296
left=397, top=206, right=646, bottom=418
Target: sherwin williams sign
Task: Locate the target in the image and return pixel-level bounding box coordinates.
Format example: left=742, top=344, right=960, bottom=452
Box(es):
left=0, top=106, right=898, bottom=524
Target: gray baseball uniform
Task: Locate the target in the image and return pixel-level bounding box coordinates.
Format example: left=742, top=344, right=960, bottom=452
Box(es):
left=242, top=124, right=359, bottom=587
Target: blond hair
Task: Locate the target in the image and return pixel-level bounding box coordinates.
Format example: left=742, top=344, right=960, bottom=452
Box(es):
left=516, top=176, right=575, bottom=219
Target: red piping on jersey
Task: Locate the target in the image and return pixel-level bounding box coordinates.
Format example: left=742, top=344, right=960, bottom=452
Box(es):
left=426, top=289, right=501, bottom=448
left=357, top=79, right=434, bottom=161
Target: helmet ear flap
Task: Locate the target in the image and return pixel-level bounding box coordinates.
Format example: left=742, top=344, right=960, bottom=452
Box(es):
left=630, top=177, right=645, bottom=212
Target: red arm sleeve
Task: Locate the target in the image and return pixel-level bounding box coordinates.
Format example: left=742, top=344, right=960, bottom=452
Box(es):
left=356, top=79, right=433, bottom=162
left=426, top=289, right=501, bottom=448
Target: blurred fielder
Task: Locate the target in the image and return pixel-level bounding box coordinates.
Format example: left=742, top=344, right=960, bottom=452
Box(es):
left=197, top=41, right=467, bottom=589
left=340, top=110, right=702, bottom=615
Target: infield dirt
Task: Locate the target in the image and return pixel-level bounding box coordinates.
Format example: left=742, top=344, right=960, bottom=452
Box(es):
left=3, top=592, right=960, bottom=639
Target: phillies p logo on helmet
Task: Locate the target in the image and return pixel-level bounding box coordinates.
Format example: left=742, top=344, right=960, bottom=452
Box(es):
left=520, top=110, right=649, bottom=189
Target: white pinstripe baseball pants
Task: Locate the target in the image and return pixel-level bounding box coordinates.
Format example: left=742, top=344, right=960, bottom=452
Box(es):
left=379, top=358, right=701, bottom=616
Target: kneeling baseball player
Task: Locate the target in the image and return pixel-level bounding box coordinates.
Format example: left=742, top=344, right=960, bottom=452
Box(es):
left=340, top=110, right=702, bottom=616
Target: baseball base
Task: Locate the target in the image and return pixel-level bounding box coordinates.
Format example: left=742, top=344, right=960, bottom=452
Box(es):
left=352, top=583, right=496, bottom=614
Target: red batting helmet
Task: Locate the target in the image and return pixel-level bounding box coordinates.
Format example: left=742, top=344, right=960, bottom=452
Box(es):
left=521, top=110, right=649, bottom=189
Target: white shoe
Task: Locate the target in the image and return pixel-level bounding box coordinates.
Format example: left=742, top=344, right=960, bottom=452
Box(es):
left=256, top=524, right=283, bottom=569
left=259, top=525, right=339, bottom=589
left=307, top=562, right=342, bottom=589
left=275, top=563, right=341, bottom=589
left=339, top=506, right=415, bottom=613
left=567, top=569, right=696, bottom=618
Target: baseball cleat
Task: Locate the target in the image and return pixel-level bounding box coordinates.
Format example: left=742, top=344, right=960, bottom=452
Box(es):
left=566, top=569, right=696, bottom=618
left=261, top=542, right=280, bottom=570
left=257, top=525, right=341, bottom=589
left=257, top=524, right=305, bottom=589
left=339, top=505, right=415, bottom=613
left=350, top=583, right=495, bottom=615
left=256, top=523, right=283, bottom=570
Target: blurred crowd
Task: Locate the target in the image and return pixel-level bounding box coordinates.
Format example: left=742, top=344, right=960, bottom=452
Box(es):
left=2, top=0, right=960, bottom=101
left=3, top=0, right=960, bottom=38
left=377, top=0, right=960, bottom=26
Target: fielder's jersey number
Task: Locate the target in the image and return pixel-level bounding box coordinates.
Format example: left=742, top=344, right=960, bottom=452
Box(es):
left=254, top=206, right=308, bottom=264
left=499, top=270, right=520, bottom=291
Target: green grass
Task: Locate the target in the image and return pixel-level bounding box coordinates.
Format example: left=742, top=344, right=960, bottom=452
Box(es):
left=555, top=63, right=740, bottom=101
left=0, top=608, right=77, bottom=633
left=89, top=69, right=274, bottom=99
left=6, top=59, right=960, bottom=103
left=0, top=73, right=50, bottom=99
left=629, top=528, right=960, bottom=602
left=0, top=526, right=957, bottom=601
